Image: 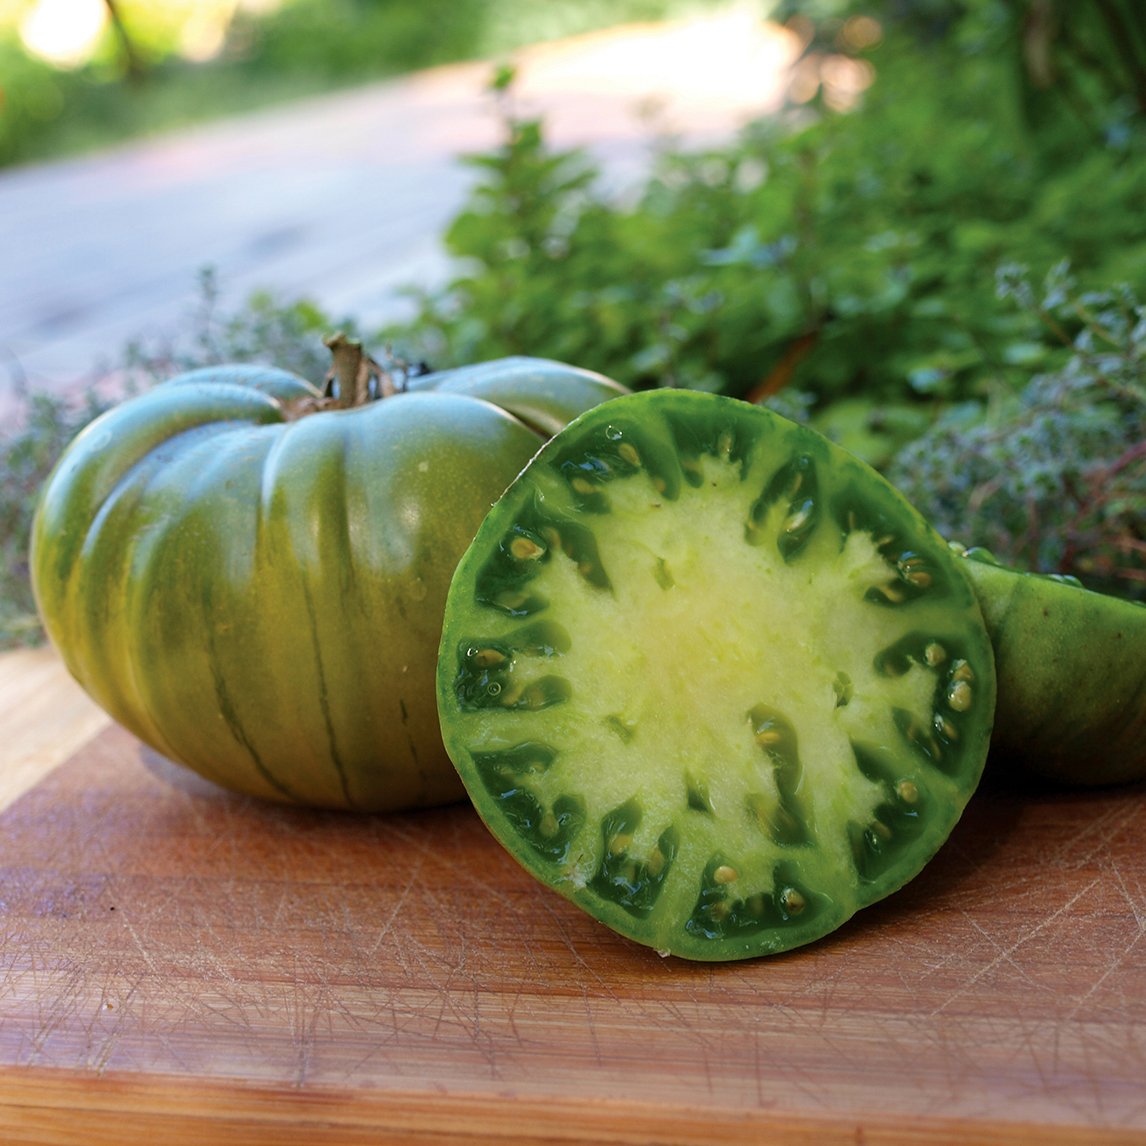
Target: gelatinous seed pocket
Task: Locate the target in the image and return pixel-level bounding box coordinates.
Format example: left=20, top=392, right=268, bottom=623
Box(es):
left=437, top=390, right=996, bottom=961
left=747, top=453, right=820, bottom=560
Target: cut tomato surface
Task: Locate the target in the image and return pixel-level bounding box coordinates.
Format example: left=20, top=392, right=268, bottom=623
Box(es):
left=437, top=390, right=996, bottom=960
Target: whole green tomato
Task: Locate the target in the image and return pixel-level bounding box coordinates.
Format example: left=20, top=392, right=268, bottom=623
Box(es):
left=31, top=354, right=627, bottom=811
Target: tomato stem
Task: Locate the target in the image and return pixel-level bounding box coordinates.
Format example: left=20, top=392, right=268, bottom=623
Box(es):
left=323, top=332, right=400, bottom=407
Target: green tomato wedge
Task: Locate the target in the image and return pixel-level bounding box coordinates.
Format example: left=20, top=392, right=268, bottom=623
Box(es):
left=436, top=390, right=996, bottom=961
left=955, top=546, right=1146, bottom=788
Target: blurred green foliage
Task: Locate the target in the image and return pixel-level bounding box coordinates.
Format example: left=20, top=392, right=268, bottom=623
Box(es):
left=383, top=12, right=1144, bottom=418
left=0, top=386, right=116, bottom=648
left=0, top=0, right=701, bottom=167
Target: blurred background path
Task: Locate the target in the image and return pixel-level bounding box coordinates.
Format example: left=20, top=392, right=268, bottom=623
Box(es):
left=0, top=10, right=799, bottom=422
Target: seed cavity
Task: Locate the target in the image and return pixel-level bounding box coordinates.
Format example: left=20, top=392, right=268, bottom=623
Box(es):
left=492, top=588, right=545, bottom=616
left=868, top=581, right=907, bottom=605
left=475, top=520, right=555, bottom=617
left=779, top=887, right=806, bottom=916
left=747, top=454, right=820, bottom=559
left=832, top=672, right=853, bottom=708
left=686, top=858, right=819, bottom=941
left=509, top=535, right=546, bottom=561
left=894, top=707, right=944, bottom=767
left=746, top=790, right=807, bottom=847
left=603, top=713, right=637, bottom=743
left=454, top=641, right=512, bottom=709
left=557, top=455, right=614, bottom=511
left=681, top=455, right=705, bottom=488
left=848, top=778, right=929, bottom=886
left=875, top=632, right=956, bottom=680
left=472, top=740, right=557, bottom=779
left=471, top=746, right=583, bottom=864
left=589, top=799, right=677, bottom=918
left=458, top=644, right=572, bottom=711
left=947, top=680, right=972, bottom=712
left=685, top=772, right=713, bottom=814
left=550, top=520, right=612, bottom=592
left=783, top=501, right=814, bottom=535
left=469, top=647, right=506, bottom=668
left=897, top=552, right=934, bottom=590
left=933, top=712, right=959, bottom=741
left=852, top=743, right=931, bottom=848
left=848, top=820, right=887, bottom=883
left=507, top=620, right=572, bottom=657
left=653, top=556, right=675, bottom=590
left=943, top=660, right=975, bottom=717
left=896, top=779, right=919, bottom=805
left=748, top=704, right=810, bottom=846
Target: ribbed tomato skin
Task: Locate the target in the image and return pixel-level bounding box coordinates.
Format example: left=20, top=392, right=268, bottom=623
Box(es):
left=31, top=359, right=626, bottom=811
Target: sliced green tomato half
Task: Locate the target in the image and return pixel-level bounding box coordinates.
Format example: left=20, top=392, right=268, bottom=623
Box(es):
left=436, top=391, right=996, bottom=961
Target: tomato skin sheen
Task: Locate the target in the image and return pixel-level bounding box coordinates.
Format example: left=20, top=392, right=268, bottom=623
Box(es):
left=31, top=359, right=626, bottom=811
left=956, top=548, right=1146, bottom=788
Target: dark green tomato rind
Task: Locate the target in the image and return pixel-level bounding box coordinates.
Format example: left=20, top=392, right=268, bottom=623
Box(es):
left=31, top=359, right=625, bottom=812
left=958, top=548, right=1146, bottom=787
left=437, top=390, right=996, bottom=961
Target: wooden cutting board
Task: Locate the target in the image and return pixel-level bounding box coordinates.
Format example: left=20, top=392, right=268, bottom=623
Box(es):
left=1, top=714, right=1145, bottom=1145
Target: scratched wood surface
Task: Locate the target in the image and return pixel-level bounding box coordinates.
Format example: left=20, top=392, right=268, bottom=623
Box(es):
left=0, top=704, right=1144, bottom=1144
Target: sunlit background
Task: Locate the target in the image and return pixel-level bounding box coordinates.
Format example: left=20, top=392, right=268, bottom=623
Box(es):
left=11, top=0, right=282, bottom=67
left=1, top=1, right=766, bottom=166
left=0, top=0, right=891, bottom=169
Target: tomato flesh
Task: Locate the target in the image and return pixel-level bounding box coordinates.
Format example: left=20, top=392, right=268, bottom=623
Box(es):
left=437, top=390, right=996, bottom=960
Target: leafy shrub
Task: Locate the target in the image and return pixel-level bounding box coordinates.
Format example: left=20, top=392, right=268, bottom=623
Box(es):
left=119, top=268, right=343, bottom=389
left=889, top=264, right=1146, bottom=600
left=384, top=31, right=1145, bottom=432
left=0, top=388, right=117, bottom=648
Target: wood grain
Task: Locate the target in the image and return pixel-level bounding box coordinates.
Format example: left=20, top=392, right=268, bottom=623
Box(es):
left=0, top=722, right=1144, bottom=1144
left=0, top=646, right=111, bottom=812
